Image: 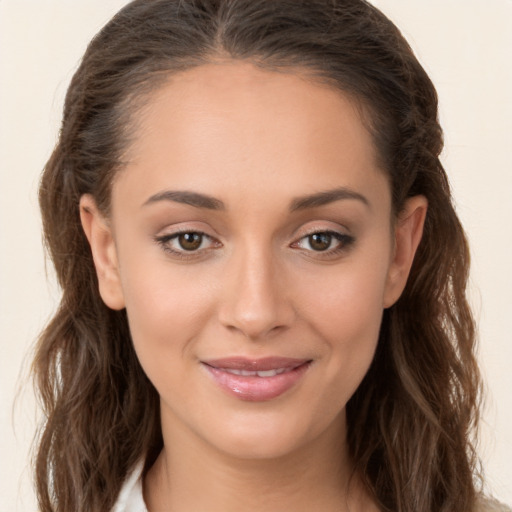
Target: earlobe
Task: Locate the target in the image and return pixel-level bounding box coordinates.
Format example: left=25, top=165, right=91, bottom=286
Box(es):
left=383, top=195, right=428, bottom=308
left=79, top=194, right=125, bottom=310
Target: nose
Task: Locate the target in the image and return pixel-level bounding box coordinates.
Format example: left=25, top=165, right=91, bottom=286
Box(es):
left=218, top=245, right=295, bottom=340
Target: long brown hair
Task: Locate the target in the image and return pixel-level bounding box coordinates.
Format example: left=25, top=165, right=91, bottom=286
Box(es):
left=34, top=1, right=482, bottom=511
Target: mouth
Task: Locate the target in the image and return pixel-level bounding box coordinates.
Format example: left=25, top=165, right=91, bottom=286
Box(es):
left=201, top=357, right=312, bottom=402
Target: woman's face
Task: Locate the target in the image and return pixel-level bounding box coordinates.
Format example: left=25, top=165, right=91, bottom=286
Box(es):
left=82, top=61, right=425, bottom=460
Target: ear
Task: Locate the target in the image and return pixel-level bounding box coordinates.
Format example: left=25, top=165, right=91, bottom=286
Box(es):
left=383, top=195, right=428, bottom=308
left=79, top=194, right=125, bottom=310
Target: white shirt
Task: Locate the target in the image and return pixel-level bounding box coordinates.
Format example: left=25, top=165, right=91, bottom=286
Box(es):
left=112, top=462, right=148, bottom=512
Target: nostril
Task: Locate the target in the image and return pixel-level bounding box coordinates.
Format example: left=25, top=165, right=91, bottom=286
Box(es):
left=220, top=308, right=291, bottom=340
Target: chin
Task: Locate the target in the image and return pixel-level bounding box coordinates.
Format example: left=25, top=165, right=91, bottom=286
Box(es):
left=212, top=431, right=306, bottom=461
left=197, top=407, right=334, bottom=462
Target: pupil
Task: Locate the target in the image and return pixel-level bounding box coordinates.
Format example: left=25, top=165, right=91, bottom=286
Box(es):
left=310, top=233, right=331, bottom=251
left=179, top=233, right=202, bottom=251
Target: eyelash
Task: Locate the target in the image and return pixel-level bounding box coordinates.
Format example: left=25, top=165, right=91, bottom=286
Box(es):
left=154, top=230, right=219, bottom=260
left=290, top=230, right=355, bottom=257
left=154, top=229, right=355, bottom=261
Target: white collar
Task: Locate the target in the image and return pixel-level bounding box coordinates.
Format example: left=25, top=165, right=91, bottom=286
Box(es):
left=112, top=462, right=148, bottom=512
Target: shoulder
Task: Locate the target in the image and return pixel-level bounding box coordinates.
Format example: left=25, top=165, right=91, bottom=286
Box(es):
left=111, top=462, right=148, bottom=512
left=476, top=496, right=512, bottom=512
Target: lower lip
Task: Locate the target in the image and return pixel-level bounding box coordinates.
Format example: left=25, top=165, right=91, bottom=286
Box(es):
left=203, top=362, right=311, bottom=402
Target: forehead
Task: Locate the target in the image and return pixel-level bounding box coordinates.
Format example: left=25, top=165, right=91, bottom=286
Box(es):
left=115, top=60, right=388, bottom=212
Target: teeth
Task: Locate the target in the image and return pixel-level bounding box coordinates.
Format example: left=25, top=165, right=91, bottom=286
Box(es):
left=223, top=368, right=288, bottom=377
left=257, top=369, right=283, bottom=377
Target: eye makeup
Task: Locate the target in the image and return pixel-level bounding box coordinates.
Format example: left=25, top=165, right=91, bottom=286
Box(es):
left=153, top=226, right=356, bottom=264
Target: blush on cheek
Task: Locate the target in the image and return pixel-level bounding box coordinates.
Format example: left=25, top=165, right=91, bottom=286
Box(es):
left=312, top=281, right=383, bottom=379
left=123, top=273, right=211, bottom=355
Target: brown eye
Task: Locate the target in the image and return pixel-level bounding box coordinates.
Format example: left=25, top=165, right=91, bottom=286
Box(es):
left=155, top=230, right=220, bottom=259
left=308, top=233, right=333, bottom=251
left=178, top=232, right=203, bottom=251
left=291, top=230, right=355, bottom=256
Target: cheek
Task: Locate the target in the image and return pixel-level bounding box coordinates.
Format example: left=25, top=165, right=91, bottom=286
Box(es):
left=300, top=250, right=389, bottom=338
left=296, top=254, right=390, bottom=398
left=318, top=278, right=383, bottom=363
left=118, top=252, right=215, bottom=371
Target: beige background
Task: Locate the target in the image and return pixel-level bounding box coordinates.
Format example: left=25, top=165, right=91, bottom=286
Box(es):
left=1, top=1, right=510, bottom=510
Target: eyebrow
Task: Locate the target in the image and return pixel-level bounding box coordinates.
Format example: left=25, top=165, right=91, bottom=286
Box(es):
left=143, top=190, right=225, bottom=210
left=289, top=187, right=370, bottom=211
left=142, top=186, right=369, bottom=212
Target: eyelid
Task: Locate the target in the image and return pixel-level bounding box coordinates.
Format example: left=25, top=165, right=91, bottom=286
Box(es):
left=290, top=221, right=352, bottom=242
left=291, top=230, right=353, bottom=247
left=289, top=224, right=356, bottom=257
left=153, top=226, right=222, bottom=260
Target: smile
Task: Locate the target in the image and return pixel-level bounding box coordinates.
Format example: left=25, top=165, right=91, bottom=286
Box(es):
left=202, top=357, right=312, bottom=401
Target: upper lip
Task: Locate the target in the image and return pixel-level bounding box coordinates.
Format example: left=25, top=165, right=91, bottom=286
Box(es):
left=202, top=357, right=310, bottom=371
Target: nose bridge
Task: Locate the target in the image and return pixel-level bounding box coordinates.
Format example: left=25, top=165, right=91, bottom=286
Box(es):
left=219, top=239, right=292, bottom=339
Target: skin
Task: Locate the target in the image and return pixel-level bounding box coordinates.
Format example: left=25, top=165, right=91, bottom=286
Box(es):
left=80, top=61, right=427, bottom=512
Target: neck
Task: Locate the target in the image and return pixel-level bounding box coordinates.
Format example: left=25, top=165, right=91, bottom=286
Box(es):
left=144, top=410, right=377, bottom=512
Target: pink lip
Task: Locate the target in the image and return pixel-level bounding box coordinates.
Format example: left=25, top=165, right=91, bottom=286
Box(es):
left=202, top=357, right=312, bottom=402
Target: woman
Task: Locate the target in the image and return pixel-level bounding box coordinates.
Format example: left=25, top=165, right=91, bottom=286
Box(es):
left=32, top=1, right=509, bottom=511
